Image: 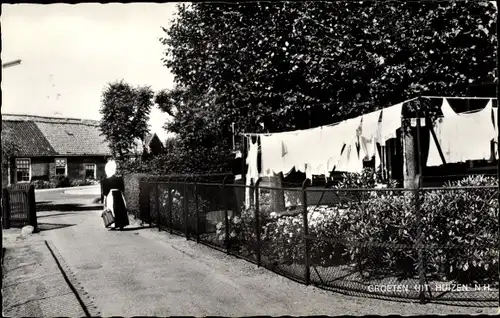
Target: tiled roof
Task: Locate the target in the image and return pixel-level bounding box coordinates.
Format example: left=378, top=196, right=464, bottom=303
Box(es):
left=2, top=120, right=57, bottom=156
left=2, top=114, right=112, bottom=156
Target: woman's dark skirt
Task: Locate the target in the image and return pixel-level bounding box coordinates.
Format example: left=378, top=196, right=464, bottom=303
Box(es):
left=112, top=190, right=130, bottom=228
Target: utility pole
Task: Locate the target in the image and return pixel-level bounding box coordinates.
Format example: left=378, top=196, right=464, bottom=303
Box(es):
left=2, top=59, right=22, bottom=69
left=3, top=59, right=22, bottom=186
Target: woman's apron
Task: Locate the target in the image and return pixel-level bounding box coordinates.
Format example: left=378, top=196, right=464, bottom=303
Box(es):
left=105, top=189, right=127, bottom=217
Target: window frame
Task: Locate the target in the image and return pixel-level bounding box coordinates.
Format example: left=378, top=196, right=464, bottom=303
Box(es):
left=84, top=163, right=97, bottom=180
left=15, top=158, right=31, bottom=183
left=55, top=158, right=68, bottom=177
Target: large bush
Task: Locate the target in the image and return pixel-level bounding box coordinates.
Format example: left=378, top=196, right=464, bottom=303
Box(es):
left=123, top=173, right=150, bottom=219
left=420, top=175, right=498, bottom=284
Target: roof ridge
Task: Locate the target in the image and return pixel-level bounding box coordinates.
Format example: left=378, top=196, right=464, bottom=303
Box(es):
left=3, top=113, right=100, bottom=125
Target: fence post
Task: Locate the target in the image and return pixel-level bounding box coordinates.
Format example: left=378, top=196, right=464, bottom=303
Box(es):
left=168, top=185, right=173, bottom=234
left=27, top=185, right=37, bottom=232
left=302, top=178, right=311, bottom=285
left=2, top=188, right=11, bottom=229
left=222, top=176, right=230, bottom=254
left=194, top=177, right=200, bottom=243
left=414, top=174, right=426, bottom=303
left=155, top=182, right=160, bottom=232
left=184, top=183, right=189, bottom=240
left=254, top=178, right=261, bottom=267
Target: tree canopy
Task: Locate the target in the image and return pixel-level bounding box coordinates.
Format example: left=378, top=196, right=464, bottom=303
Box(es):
left=99, top=80, right=154, bottom=158
left=157, top=1, right=497, bottom=172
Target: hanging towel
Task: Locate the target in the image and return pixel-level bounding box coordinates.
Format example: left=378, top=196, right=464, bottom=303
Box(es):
left=427, top=99, right=496, bottom=166
left=493, top=106, right=498, bottom=142
left=458, top=99, right=496, bottom=162
left=281, top=131, right=300, bottom=176
left=260, top=134, right=283, bottom=177
left=493, top=106, right=498, bottom=159
left=360, top=110, right=382, bottom=161
left=245, top=136, right=259, bottom=208
left=380, top=102, right=403, bottom=143
left=323, top=124, right=346, bottom=176
left=246, top=136, right=259, bottom=184
left=427, top=99, right=460, bottom=166
left=294, top=127, right=323, bottom=181
left=334, top=116, right=363, bottom=173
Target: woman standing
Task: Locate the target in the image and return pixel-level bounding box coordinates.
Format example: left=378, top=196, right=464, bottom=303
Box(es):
left=102, top=160, right=129, bottom=230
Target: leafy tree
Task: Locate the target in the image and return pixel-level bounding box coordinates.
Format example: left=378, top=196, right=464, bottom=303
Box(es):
left=155, top=87, right=232, bottom=173
left=1, top=128, right=19, bottom=184
left=99, top=80, right=154, bottom=158
left=158, top=1, right=496, bottom=175
left=161, top=1, right=496, bottom=132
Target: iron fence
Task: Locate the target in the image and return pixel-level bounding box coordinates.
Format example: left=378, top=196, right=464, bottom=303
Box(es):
left=137, top=176, right=499, bottom=307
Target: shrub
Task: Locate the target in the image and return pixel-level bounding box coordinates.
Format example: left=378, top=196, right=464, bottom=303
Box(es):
left=155, top=185, right=211, bottom=233
left=123, top=173, right=150, bottom=219
left=213, top=174, right=498, bottom=285
left=51, top=175, right=71, bottom=188
left=32, top=179, right=56, bottom=189
left=420, top=175, right=498, bottom=283
left=70, top=179, right=92, bottom=187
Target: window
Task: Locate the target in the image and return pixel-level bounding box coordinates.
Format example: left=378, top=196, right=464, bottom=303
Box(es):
left=85, top=164, right=96, bottom=180
left=16, top=158, right=31, bottom=182
left=55, top=158, right=67, bottom=176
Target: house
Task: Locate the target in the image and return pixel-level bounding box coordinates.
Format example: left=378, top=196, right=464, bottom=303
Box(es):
left=2, top=114, right=112, bottom=186
left=130, top=132, right=164, bottom=158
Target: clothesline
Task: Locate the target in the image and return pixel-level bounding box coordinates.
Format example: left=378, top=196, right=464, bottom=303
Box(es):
left=240, top=96, right=419, bottom=137
left=422, top=96, right=496, bottom=100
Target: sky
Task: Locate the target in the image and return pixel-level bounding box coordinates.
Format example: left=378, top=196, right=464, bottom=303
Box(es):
left=1, top=3, right=179, bottom=141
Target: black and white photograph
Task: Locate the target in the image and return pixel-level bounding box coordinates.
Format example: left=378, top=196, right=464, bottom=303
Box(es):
left=1, top=1, right=499, bottom=316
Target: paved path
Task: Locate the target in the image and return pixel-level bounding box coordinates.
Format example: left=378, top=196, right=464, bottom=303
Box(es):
left=2, top=231, right=91, bottom=317
left=30, top=191, right=497, bottom=316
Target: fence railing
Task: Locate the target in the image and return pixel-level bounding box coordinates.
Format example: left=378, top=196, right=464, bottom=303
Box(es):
left=138, top=176, right=499, bottom=307
left=2, top=184, right=37, bottom=230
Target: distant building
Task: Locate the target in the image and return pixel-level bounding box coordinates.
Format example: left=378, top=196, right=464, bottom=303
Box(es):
left=2, top=114, right=168, bottom=186
left=2, top=114, right=113, bottom=186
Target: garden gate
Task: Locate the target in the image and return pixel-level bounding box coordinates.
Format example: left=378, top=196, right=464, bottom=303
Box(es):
left=2, top=183, right=37, bottom=230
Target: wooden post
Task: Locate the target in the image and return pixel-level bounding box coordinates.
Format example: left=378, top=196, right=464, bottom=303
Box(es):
left=270, top=172, right=286, bottom=212
left=27, top=185, right=37, bottom=232
left=155, top=182, right=160, bottom=231
left=2, top=188, right=11, bottom=229
left=195, top=182, right=199, bottom=243
left=184, top=183, right=189, bottom=240
left=402, top=119, right=417, bottom=189
left=254, top=178, right=261, bottom=267
left=168, top=186, right=173, bottom=234
left=302, top=179, right=311, bottom=285
left=414, top=175, right=426, bottom=304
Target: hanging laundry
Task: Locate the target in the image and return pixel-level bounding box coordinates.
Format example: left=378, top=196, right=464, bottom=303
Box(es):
left=281, top=131, right=300, bottom=176
left=380, top=102, right=403, bottom=143
left=459, top=99, right=496, bottom=162
left=493, top=106, right=498, bottom=159
left=427, top=99, right=496, bottom=166
left=360, top=110, right=382, bottom=161
left=303, top=127, right=326, bottom=181
left=245, top=136, right=259, bottom=208
left=246, top=136, right=260, bottom=184
left=493, top=106, right=498, bottom=142
left=260, top=134, right=283, bottom=177
left=323, top=124, right=346, bottom=177
left=334, top=116, right=363, bottom=173
left=427, top=99, right=461, bottom=166
left=336, top=142, right=363, bottom=174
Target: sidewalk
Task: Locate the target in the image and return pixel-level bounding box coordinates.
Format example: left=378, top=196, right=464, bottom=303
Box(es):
left=2, top=229, right=99, bottom=317
left=41, top=211, right=497, bottom=316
